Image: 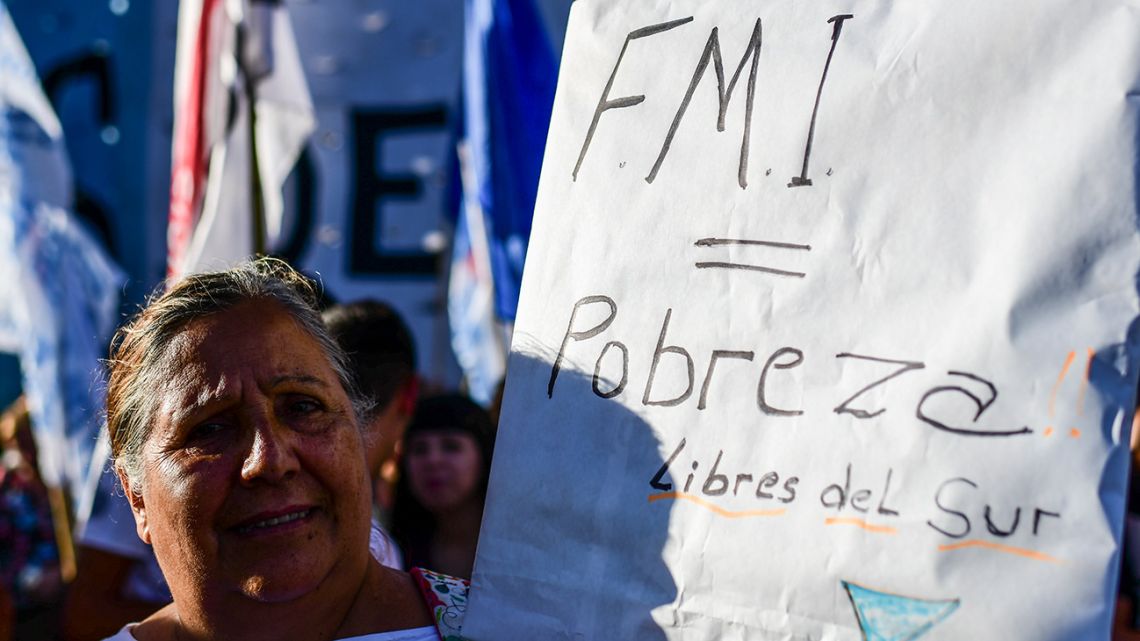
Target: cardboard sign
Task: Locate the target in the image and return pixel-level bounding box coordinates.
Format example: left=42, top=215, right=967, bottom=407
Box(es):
left=465, top=1, right=1140, bottom=639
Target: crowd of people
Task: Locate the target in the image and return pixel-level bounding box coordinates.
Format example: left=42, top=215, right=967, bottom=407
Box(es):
left=0, top=258, right=498, bottom=640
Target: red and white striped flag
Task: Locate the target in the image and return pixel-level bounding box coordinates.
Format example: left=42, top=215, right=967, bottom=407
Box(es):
left=167, top=0, right=314, bottom=280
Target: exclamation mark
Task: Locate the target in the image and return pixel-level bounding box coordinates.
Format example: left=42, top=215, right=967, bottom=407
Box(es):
left=1071, top=348, right=1094, bottom=438
left=1046, top=349, right=1093, bottom=439
left=1075, top=347, right=1094, bottom=416
left=1046, top=351, right=1076, bottom=433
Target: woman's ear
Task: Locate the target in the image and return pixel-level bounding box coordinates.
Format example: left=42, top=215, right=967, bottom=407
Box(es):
left=116, top=467, right=151, bottom=544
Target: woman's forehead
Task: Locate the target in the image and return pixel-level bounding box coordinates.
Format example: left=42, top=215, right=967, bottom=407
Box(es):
left=175, top=302, right=321, bottom=359
left=155, top=303, right=341, bottom=402
left=408, top=429, right=478, bottom=442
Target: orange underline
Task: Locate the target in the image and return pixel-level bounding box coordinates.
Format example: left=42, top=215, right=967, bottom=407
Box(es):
left=937, top=539, right=1060, bottom=563
left=824, top=517, right=897, bottom=534
left=648, top=492, right=787, bottom=519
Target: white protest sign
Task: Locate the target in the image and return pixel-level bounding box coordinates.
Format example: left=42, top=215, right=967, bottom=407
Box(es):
left=464, top=1, right=1140, bottom=639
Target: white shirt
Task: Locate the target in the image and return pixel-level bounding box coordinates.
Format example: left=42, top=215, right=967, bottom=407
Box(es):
left=370, top=519, right=404, bottom=570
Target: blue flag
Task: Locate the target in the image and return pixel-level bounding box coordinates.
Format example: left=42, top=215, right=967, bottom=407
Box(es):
left=461, top=0, right=558, bottom=322
left=449, top=0, right=557, bottom=401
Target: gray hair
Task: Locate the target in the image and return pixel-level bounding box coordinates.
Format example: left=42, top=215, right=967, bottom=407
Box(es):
left=106, top=257, right=373, bottom=492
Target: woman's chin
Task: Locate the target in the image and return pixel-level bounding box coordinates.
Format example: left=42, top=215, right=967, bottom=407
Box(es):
left=237, top=571, right=323, bottom=604
left=231, top=548, right=366, bottom=605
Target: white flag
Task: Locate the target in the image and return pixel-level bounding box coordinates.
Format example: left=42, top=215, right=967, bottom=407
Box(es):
left=167, top=0, right=314, bottom=280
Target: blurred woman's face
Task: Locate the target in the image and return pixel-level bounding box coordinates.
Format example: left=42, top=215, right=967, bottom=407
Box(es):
left=123, top=301, right=372, bottom=606
left=405, top=431, right=483, bottom=514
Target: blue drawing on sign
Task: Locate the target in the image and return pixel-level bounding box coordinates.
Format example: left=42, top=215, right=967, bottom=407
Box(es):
left=842, top=580, right=959, bottom=641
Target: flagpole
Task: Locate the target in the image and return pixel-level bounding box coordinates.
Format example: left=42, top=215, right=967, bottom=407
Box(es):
left=246, top=68, right=266, bottom=256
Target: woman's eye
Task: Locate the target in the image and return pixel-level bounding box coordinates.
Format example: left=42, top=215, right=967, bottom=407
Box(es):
left=187, top=422, right=228, bottom=443
left=288, top=397, right=321, bottom=414
left=441, top=436, right=469, bottom=454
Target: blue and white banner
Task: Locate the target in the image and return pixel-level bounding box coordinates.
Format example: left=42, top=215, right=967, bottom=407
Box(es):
left=0, top=0, right=124, bottom=499
left=449, top=142, right=506, bottom=406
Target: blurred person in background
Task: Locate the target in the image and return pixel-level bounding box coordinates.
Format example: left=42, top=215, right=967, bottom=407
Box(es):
left=0, top=585, right=10, bottom=641
left=0, top=396, right=63, bottom=640
left=1114, top=407, right=1140, bottom=640
left=391, top=394, right=496, bottom=580
left=323, top=300, right=419, bottom=569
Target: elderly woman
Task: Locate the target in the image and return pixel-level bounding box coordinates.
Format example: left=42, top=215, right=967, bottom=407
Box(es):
left=101, top=259, right=442, bottom=641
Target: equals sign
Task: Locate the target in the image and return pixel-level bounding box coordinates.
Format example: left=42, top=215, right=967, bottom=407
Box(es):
left=694, top=238, right=812, bottom=278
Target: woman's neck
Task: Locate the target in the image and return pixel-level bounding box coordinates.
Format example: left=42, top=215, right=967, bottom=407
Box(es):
left=434, top=498, right=483, bottom=544
left=428, top=498, right=484, bottom=579
left=143, top=562, right=365, bottom=641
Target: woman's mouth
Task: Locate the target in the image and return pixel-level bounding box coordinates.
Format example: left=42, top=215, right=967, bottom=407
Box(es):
left=235, top=508, right=314, bottom=534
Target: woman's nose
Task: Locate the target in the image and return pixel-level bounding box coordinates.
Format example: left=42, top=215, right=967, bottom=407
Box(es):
left=240, top=416, right=300, bottom=484
left=424, top=445, right=449, bottom=465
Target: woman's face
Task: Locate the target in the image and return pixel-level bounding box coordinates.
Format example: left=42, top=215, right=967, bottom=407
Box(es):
left=405, top=430, right=483, bottom=514
left=124, top=301, right=372, bottom=605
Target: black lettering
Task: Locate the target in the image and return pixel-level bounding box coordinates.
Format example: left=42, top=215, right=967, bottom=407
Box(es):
left=73, top=191, right=117, bottom=259
left=45, top=50, right=115, bottom=128
left=780, top=476, right=799, bottom=503
left=592, top=340, right=629, bottom=399
left=41, top=52, right=120, bottom=258
left=755, top=471, right=780, bottom=499
left=926, top=477, right=976, bottom=538
left=833, top=353, right=924, bottom=419
left=850, top=489, right=871, bottom=513
left=650, top=438, right=686, bottom=491
left=916, top=371, right=1033, bottom=437
left=698, top=350, right=754, bottom=410
left=549, top=295, right=618, bottom=398
left=788, top=14, right=854, bottom=188
left=733, top=473, right=753, bottom=496
left=350, top=107, right=448, bottom=274
left=758, top=347, right=804, bottom=416
left=983, top=505, right=1021, bottom=537
left=820, top=463, right=852, bottom=510
left=702, top=451, right=729, bottom=496
left=642, top=309, right=695, bottom=407
left=1032, top=509, right=1061, bottom=535
left=877, top=468, right=900, bottom=516
left=684, top=460, right=699, bottom=493
left=574, top=17, right=694, bottom=180
left=274, top=147, right=317, bottom=264
left=647, top=18, right=763, bottom=188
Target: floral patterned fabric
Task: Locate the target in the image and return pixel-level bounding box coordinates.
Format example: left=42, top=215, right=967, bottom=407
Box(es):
left=0, top=458, right=60, bottom=608
left=410, top=567, right=469, bottom=641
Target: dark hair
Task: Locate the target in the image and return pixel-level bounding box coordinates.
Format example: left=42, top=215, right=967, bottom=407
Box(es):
left=389, top=394, right=496, bottom=567
left=323, top=300, right=417, bottom=414
left=403, top=394, right=496, bottom=468
left=105, top=257, right=370, bottom=492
